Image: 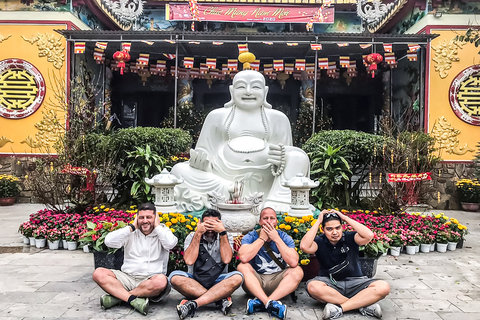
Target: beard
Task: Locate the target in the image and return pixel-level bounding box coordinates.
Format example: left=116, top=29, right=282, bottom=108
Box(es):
left=203, top=231, right=217, bottom=243
left=140, top=222, right=154, bottom=235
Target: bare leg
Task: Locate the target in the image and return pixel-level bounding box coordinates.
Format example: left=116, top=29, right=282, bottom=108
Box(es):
left=307, top=280, right=349, bottom=305
left=307, top=280, right=390, bottom=311
left=237, top=263, right=269, bottom=305
left=194, top=274, right=243, bottom=307
left=130, top=274, right=169, bottom=298
left=340, top=280, right=390, bottom=312
left=268, top=266, right=303, bottom=301
left=93, top=268, right=131, bottom=302
left=170, top=275, right=208, bottom=300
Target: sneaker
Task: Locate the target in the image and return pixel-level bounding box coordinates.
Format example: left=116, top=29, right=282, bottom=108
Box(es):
left=219, top=296, right=233, bottom=316
left=130, top=297, right=149, bottom=316
left=359, top=303, right=382, bottom=318
left=323, top=303, right=343, bottom=319
left=246, top=298, right=266, bottom=314
left=100, top=294, right=122, bottom=310
left=177, top=300, right=197, bottom=319
left=266, top=300, right=287, bottom=319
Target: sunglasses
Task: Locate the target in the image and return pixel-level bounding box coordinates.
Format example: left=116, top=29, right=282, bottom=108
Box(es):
left=324, top=212, right=340, bottom=219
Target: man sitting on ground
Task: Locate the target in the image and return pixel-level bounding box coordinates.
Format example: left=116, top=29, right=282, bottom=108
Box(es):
left=300, top=210, right=390, bottom=319
left=92, top=202, right=178, bottom=315
left=169, top=209, right=244, bottom=319
left=237, top=207, right=304, bottom=320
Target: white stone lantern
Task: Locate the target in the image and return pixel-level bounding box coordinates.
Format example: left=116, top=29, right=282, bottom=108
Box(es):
left=281, top=173, right=319, bottom=217
left=145, top=169, right=184, bottom=213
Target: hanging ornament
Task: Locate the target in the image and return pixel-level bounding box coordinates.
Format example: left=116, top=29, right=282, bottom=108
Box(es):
left=364, top=53, right=383, bottom=78
left=417, top=149, right=420, bottom=164
left=379, top=172, right=382, bottom=183
left=437, top=191, right=441, bottom=204
left=406, top=157, right=409, bottom=169
left=113, top=50, right=131, bottom=75
left=238, top=51, right=256, bottom=70
left=369, top=172, right=372, bottom=184
left=373, top=146, right=377, bottom=158
left=391, top=150, right=394, bottom=164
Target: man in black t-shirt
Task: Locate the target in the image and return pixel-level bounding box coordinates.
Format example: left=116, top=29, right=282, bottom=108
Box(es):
left=300, top=210, right=390, bottom=319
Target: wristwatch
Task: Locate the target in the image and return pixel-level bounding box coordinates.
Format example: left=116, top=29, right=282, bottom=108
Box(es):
left=128, top=224, right=136, bottom=232
left=219, top=230, right=227, bottom=236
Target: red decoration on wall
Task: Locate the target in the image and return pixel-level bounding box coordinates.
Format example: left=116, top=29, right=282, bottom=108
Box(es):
left=113, top=50, right=131, bottom=75
left=364, top=53, right=383, bottom=78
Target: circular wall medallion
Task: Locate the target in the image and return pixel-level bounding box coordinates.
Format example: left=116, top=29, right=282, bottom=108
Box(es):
left=0, top=58, right=46, bottom=119
left=449, top=65, right=480, bottom=126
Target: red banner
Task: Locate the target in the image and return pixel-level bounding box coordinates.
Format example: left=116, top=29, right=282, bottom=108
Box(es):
left=167, top=4, right=334, bottom=23
left=387, top=172, right=432, bottom=183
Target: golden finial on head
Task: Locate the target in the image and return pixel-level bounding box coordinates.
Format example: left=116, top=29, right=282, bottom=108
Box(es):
left=238, top=51, right=256, bottom=70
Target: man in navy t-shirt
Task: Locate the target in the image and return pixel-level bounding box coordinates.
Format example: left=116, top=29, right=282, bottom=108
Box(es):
left=237, top=207, right=303, bottom=320
left=300, top=210, right=390, bottom=319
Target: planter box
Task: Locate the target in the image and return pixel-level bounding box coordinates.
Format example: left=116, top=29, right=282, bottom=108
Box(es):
left=359, top=257, right=378, bottom=278
left=93, top=249, right=124, bottom=270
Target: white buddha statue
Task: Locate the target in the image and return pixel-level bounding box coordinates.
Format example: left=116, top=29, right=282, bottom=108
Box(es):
left=171, top=70, right=310, bottom=212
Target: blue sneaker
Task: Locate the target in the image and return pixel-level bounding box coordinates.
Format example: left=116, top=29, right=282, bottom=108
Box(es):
left=267, top=300, right=287, bottom=319
left=246, top=298, right=266, bottom=314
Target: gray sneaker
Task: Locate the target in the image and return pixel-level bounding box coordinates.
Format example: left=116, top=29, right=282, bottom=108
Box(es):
left=100, top=294, right=122, bottom=310
left=130, top=297, right=149, bottom=316
left=323, top=303, right=343, bottom=319
left=359, top=303, right=382, bottom=318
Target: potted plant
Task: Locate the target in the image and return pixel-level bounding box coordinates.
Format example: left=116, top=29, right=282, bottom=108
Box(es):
left=405, top=230, right=421, bottom=255
left=359, top=232, right=390, bottom=278
left=456, top=179, right=480, bottom=211
left=0, top=174, right=20, bottom=206
left=80, top=220, right=128, bottom=269
left=33, top=225, right=47, bottom=248
left=435, top=230, right=449, bottom=253
left=18, top=221, right=34, bottom=244
left=46, top=228, right=62, bottom=250
left=419, top=231, right=435, bottom=253
left=446, top=230, right=461, bottom=251
left=386, top=230, right=407, bottom=256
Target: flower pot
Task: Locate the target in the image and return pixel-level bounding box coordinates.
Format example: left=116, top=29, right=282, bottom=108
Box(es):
left=390, top=246, right=401, bottom=256
left=405, top=245, right=416, bottom=255
left=0, top=197, right=15, bottom=206
left=93, top=249, right=124, bottom=270
left=35, top=238, right=46, bottom=248
left=23, top=236, right=30, bottom=245
left=66, top=241, right=78, bottom=251
left=430, top=243, right=436, bottom=251
left=447, top=242, right=458, bottom=251
left=420, top=243, right=430, bottom=253
left=29, top=237, right=36, bottom=246
left=457, top=238, right=464, bottom=249
left=48, top=240, right=60, bottom=250
left=62, top=239, right=68, bottom=249
left=436, top=242, right=448, bottom=253
left=460, top=202, right=480, bottom=212
left=359, top=257, right=378, bottom=278
left=83, top=245, right=90, bottom=253
left=300, top=255, right=319, bottom=282
left=415, top=245, right=419, bottom=253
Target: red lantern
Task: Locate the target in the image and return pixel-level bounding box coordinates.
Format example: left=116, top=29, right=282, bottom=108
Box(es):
left=113, top=50, right=131, bottom=75
left=364, top=53, right=383, bottom=78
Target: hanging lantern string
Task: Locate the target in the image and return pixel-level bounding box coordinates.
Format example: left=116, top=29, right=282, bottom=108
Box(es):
left=306, top=5, right=325, bottom=32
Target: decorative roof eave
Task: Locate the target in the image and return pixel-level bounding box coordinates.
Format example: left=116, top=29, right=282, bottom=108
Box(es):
left=84, top=0, right=133, bottom=30
left=57, top=30, right=437, bottom=44
left=365, top=0, right=409, bottom=33
left=377, top=0, right=417, bottom=33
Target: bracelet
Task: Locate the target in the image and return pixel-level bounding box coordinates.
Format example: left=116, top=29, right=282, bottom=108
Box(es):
left=219, top=230, right=227, bottom=236
left=258, top=237, right=266, bottom=242
left=128, top=224, right=136, bottom=232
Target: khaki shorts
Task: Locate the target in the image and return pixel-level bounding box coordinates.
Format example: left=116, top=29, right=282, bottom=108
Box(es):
left=244, top=268, right=289, bottom=297
left=111, top=270, right=171, bottom=302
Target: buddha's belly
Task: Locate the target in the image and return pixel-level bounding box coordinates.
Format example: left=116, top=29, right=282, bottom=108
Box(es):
left=220, top=137, right=270, bottom=169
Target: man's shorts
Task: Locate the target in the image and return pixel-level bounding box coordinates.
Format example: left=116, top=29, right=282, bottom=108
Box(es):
left=243, top=268, right=289, bottom=297
left=168, top=270, right=244, bottom=288
left=306, top=276, right=377, bottom=299
left=111, top=269, right=171, bottom=303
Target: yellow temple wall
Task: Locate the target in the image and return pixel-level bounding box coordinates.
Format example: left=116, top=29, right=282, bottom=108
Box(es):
left=427, top=28, right=480, bottom=162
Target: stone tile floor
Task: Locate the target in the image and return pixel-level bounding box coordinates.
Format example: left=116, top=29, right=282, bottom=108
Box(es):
left=1, top=204, right=479, bottom=319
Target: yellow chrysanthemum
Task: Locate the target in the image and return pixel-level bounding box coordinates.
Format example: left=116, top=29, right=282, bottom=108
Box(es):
left=171, top=218, right=178, bottom=224
left=285, top=225, right=291, bottom=231
left=300, top=259, right=310, bottom=265
left=294, top=229, right=299, bottom=233
left=165, top=222, right=172, bottom=227
left=191, top=222, right=197, bottom=226
left=170, top=228, right=175, bottom=233
left=299, top=219, right=305, bottom=224
left=187, top=225, right=193, bottom=230
left=279, top=224, right=285, bottom=229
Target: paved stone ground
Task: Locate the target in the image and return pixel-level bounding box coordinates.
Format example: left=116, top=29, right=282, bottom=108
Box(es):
left=1, top=203, right=479, bottom=320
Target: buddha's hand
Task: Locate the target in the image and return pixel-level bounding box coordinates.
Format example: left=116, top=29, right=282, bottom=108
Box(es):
left=189, top=148, right=211, bottom=172
left=267, top=144, right=285, bottom=168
